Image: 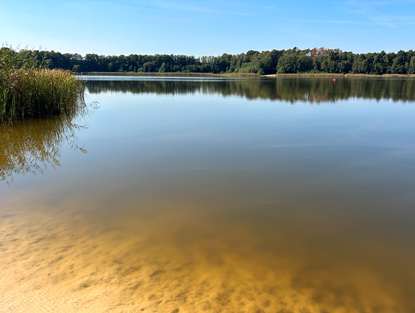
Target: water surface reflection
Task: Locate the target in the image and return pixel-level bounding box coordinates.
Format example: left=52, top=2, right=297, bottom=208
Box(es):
left=0, top=113, right=87, bottom=185
left=86, top=76, right=415, bottom=103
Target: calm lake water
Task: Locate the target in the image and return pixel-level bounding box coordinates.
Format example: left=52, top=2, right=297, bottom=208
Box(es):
left=1, top=77, right=415, bottom=312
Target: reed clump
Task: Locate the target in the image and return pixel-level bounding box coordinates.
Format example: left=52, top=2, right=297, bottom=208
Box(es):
left=0, top=47, right=84, bottom=123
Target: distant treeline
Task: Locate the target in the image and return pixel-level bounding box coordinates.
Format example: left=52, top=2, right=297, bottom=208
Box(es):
left=3, top=47, right=415, bottom=75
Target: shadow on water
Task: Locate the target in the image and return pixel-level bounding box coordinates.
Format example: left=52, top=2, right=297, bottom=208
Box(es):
left=85, top=77, right=415, bottom=103
left=0, top=105, right=89, bottom=185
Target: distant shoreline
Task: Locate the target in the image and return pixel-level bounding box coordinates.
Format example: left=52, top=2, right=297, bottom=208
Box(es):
left=78, top=72, right=415, bottom=79
left=268, top=73, right=415, bottom=78
left=78, top=72, right=259, bottom=77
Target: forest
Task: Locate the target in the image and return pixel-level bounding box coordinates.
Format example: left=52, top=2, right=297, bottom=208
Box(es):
left=3, top=47, right=415, bottom=75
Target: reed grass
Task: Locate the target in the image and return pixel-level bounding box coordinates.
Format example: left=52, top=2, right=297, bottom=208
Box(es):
left=0, top=47, right=84, bottom=123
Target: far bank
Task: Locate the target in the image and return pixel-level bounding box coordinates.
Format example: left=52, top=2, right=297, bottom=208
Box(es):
left=78, top=72, right=415, bottom=79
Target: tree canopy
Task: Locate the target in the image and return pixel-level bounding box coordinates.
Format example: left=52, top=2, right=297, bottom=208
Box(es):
left=3, top=47, right=414, bottom=75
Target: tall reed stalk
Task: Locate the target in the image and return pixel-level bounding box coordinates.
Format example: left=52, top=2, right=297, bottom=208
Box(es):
left=0, top=47, right=84, bottom=123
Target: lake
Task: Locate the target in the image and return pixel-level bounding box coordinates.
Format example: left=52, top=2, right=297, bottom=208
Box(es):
left=1, top=77, right=415, bottom=313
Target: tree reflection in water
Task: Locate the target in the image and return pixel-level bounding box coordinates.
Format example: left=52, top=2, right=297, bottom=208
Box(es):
left=0, top=105, right=89, bottom=185
left=85, top=77, right=415, bottom=103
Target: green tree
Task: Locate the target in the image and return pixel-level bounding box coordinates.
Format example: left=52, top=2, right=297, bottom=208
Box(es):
left=277, top=54, right=298, bottom=73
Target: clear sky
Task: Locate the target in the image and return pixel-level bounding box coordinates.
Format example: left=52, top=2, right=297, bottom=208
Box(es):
left=1, top=0, right=415, bottom=57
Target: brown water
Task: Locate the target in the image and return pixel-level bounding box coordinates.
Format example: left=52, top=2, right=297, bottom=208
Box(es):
left=1, top=77, right=415, bottom=313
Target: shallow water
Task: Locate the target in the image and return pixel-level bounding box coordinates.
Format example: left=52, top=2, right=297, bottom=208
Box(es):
left=1, top=77, right=415, bottom=312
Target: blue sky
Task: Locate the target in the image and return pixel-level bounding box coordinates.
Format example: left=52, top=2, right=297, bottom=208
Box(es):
left=1, top=0, right=415, bottom=56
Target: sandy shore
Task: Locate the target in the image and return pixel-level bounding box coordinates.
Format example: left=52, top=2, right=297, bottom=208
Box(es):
left=264, top=73, right=415, bottom=78
left=78, top=72, right=259, bottom=77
